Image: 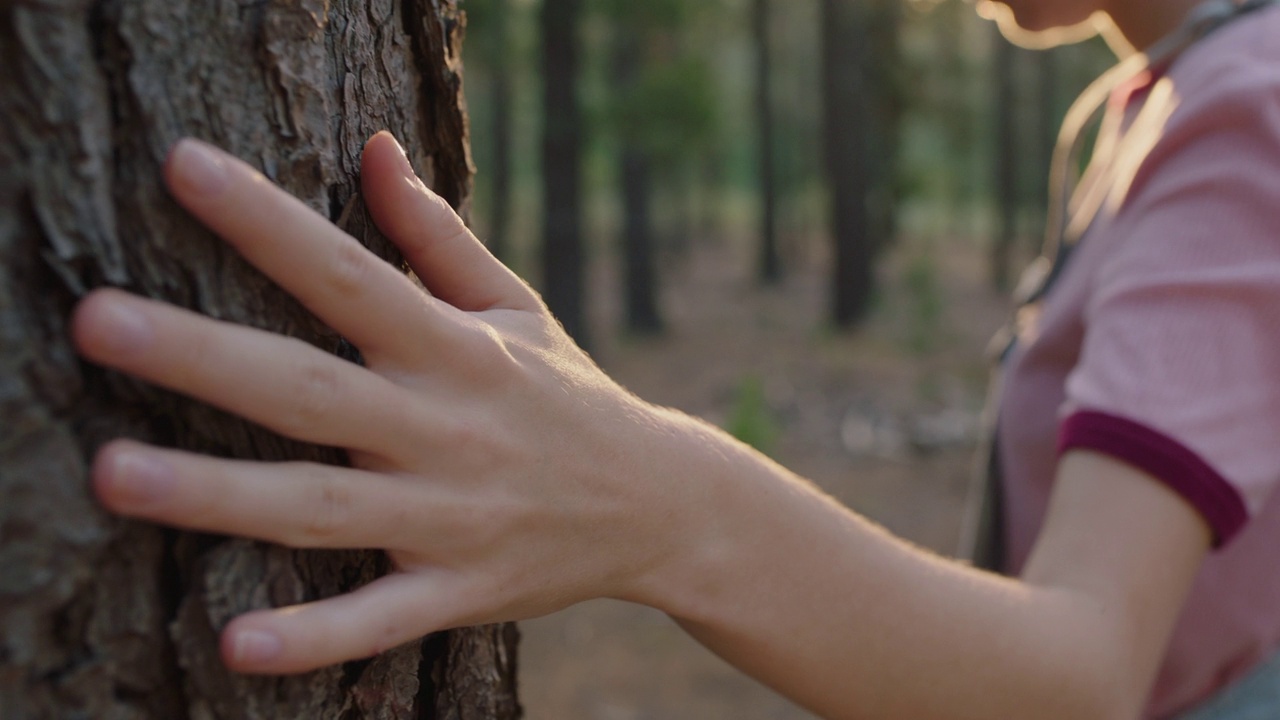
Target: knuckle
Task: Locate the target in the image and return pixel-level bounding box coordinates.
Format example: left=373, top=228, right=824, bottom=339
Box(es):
left=443, top=414, right=488, bottom=458
left=366, top=620, right=405, bottom=658
left=172, top=320, right=219, bottom=387
left=459, top=325, right=519, bottom=383
left=280, top=356, right=340, bottom=435
left=425, top=191, right=461, bottom=227
left=438, top=223, right=473, bottom=254
left=327, top=238, right=372, bottom=298
left=296, top=473, right=354, bottom=546
left=381, top=394, right=425, bottom=444
left=438, top=482, right=515, bottom=547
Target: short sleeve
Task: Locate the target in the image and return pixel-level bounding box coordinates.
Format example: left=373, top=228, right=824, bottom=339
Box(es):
left=1061, top=55, right=1280, bottom=547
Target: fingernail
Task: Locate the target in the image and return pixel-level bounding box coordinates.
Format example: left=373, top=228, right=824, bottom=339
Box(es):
left=97, top=301, right=153, bottom=354
left=233, top=629, right=283, bottom=664
left=170, top=139, right=230, bottom=197
left=111, top=451, right=174, bottom=503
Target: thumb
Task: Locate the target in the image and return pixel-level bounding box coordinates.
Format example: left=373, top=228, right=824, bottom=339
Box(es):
left=360, top=131, right=539, bottom=313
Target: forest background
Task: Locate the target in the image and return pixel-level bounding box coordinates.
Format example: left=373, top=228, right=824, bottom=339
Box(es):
left=458, top=0, right=1114, bottom=717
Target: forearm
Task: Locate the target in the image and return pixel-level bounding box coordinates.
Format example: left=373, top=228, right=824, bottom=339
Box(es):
left=625, top=411, right=1136, bottom=720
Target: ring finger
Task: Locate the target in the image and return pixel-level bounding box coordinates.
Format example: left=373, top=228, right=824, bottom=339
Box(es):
left=94, top=440, right=430, bottom=552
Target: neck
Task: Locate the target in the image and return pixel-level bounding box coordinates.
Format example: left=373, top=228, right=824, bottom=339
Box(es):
left=1104, top=0, right=1209, bottom=54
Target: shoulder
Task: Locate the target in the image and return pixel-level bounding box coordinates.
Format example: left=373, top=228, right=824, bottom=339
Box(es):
left=1057, top=5, right=1280, bottom=539
left=1115, top=7, right=1280, bottom=229
left=1164, top=3, right=1280, bottom=120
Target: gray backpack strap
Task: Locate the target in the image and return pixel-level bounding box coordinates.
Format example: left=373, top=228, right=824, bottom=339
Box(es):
left=958, top=372, right=1008, bottom=571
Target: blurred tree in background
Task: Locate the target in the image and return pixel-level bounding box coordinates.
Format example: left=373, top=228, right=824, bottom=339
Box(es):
left=822, top=0, right=908, bottom=327
left=754, top=0, right=783, bottom=284
left=822, top=0, right=873, bottom=327
left=595, top=0, right=722, bottom=334
left=464, top=0, right=516, bottom=264
left=461, top=0, right=1116, bottom=336
left=540, top=0, right=590, bottom=346
left=989, top=31, right=1114, bottom=290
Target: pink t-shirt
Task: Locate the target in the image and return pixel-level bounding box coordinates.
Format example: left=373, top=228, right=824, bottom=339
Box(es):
left=997, top=5, right=1280, bottom=717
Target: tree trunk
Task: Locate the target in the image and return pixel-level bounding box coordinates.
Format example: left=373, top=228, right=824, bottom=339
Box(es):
left=865, top=0, right=902, bottom=254
left=753, top=0, right=782, bottom=285
left=540, top=0, right=589, bottom=348
left=821, top=0, right=873, bottom=328
left=612, top=30, right=664, bottom=336
left=0, top=1, right=520, bottom=718
left=619, top=148, right=663, bottom=336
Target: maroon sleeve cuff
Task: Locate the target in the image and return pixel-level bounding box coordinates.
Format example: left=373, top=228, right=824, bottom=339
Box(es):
left=1059, top=411, right=1248, bottom=548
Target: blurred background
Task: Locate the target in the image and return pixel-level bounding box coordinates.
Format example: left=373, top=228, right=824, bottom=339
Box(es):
left=458, top=0, right=1113, bottom=716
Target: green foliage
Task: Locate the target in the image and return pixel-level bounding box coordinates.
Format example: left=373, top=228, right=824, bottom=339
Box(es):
left=725, top=375, right=779, bottom=456
left=461, top=0, right=516, bottom=60
left=583, top=0, right=730, bottom=175
left=461, top=0, right=1125, bottom=324
left=608, top=55, right=720, bottom=164
left=901, top=250, right=942, bottom=355
left=590, top=0, right=711, bottom=29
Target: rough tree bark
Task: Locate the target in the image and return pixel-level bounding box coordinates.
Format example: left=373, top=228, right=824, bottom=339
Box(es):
left=0, top=1, right=520, bottom=718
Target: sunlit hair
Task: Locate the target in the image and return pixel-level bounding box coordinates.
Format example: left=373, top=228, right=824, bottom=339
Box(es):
left=978, top=1, right=1117, bottom=49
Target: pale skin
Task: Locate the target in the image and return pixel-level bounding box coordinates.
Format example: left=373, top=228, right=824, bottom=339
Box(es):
left=74, top=1, right=1217, bottom=718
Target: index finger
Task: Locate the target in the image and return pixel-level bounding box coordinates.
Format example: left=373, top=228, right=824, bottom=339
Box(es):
left=163, top=139, right=446, bottom=362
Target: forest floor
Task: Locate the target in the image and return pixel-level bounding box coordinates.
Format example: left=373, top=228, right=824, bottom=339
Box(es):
left=516, top=231, right=1013, bottom=720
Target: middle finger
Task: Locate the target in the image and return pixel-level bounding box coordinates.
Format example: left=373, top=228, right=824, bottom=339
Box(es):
left=73, top=289, right=425, bottom=458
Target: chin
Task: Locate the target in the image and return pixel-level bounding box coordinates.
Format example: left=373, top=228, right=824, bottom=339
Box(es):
left=978, top=0, right=1103, bottom=48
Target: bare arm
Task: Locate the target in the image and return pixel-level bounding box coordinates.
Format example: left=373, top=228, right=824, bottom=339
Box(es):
left=74, top=135, right=1210, bottom=719
left=642, top=423, right=1208, bottom=720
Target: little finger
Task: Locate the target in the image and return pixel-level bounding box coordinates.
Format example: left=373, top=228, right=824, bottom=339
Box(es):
left=221, top=571, right=478, bottom=674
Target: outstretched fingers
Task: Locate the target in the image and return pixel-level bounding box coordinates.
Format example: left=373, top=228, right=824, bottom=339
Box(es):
left=360, top=132, right=541, bottom=313
left=163, top=138, right=446, bottom=363
left=93, top=440, right=430, bottom=552
left=221, top=571, right=475, bottom=674
left=72, top=289, right=426, bottom=458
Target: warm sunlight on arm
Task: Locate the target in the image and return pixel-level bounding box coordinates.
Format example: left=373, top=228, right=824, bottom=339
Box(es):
left=646, top=426, right=1211, bottom=720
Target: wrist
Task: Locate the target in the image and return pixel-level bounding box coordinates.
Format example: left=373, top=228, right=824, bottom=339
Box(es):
left=612, top=408, right=786, bottom=622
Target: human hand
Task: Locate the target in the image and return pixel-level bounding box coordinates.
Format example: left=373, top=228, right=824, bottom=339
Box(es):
left=72, top=133, right=692, bottom=675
